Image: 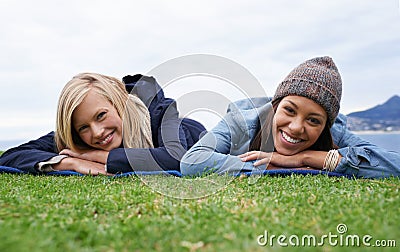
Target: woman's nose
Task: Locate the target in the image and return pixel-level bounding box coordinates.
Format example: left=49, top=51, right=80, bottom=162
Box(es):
left=288, top=117, right=305, bottom=134
left=91, top=123, right=105, bottom=138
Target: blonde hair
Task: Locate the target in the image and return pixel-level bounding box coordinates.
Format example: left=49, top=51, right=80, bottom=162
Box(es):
left=55, top=73, right=153, bottom=152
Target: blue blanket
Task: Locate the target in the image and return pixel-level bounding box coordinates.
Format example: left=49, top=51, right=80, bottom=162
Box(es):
left=0, top=165, right=351, bottom=178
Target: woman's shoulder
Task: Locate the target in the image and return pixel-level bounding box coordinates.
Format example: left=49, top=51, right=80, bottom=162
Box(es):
left=331, top=113, right=348, bottom=132
left=227, top=97, right=271, bottom=113
left=122, top=74, right=158, bottom=91
left=224, top=97, right=273, bottom=132
left=122, top=74, right=166, bottom=107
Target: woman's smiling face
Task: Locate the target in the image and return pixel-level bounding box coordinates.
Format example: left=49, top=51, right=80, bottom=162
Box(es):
left=272, top=95, right=327, bottom=155
left=72, top=89, right=123, bottom=151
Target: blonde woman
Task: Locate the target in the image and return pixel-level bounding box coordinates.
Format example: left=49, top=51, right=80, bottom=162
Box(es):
left=0, top=73, right=205, bottom=175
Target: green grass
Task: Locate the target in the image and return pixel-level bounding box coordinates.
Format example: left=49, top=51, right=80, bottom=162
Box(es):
left=0, top=172, right=399, bottom=252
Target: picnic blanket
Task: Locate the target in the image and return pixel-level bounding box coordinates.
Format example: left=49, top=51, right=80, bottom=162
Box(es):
left=0, top=165, right=351, bottom=178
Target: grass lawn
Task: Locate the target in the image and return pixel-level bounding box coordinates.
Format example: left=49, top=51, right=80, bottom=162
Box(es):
left=0, top=170, right=399, bottom=252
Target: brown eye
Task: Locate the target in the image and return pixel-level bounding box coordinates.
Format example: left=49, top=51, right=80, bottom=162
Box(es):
left=284, top=106, right=295, bottom=114
left=309, top=117, right=321, bottom=125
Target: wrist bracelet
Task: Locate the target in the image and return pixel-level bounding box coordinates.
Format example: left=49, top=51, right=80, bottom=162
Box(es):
left=323, top=150, right=340, bottom=172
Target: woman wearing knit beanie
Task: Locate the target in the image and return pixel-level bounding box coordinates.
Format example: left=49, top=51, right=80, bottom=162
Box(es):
left=181, top=56, right=400, bottom=179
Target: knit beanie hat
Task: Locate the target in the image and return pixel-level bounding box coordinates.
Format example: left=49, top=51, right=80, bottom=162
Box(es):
left=272, top=56, right=342, bottom=127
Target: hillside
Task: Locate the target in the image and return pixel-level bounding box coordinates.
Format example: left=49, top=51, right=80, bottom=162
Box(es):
left=347, top=95, right=400, bottom=131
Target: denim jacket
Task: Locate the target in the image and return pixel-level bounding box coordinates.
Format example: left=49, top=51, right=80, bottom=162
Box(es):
left=180, top=97, right=400, bottom=178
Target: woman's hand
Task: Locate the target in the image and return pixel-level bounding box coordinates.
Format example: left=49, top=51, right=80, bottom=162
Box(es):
left=239, top=150, right=323, bottom=170
left=53, top=157, right=111, bottom=176
left=267, top=152, right=306, bottom=168
left=59, top=149, right=109, bottom=164
left=239, top=151, right=281, bottom=170
left=239, top=151, right=301, bottom=167
left=239, top=151, right=272, bottom=166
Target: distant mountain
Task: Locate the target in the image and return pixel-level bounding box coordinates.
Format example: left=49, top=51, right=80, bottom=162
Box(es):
left=347, top=95, right=400, bottom=120
left=347, top=95, right=400, bottom=131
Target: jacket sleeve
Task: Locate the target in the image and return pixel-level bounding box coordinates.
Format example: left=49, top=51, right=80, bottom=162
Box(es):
left=106, top=101, right=190, bottom=173
left=106, top=74, right=203, bottom=173
left=180, top=112, right=257, bottom=176
left=0, top=132, right=58, bottom=173
left=332, top=114, right=400, bottom=178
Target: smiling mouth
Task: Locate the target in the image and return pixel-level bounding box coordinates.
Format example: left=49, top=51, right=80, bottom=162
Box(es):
left=281, top=130, right=303, bottom=144
left=98, top=132, right=114, bottom=145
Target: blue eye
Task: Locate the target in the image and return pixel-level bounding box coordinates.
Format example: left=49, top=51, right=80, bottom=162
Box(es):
left=78, top=125, right=88, bottom=132
left=97, top=112, right=106, bottom=120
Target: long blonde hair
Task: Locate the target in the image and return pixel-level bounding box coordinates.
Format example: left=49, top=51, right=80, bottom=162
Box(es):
left=55, top=73, right=153, bottom=152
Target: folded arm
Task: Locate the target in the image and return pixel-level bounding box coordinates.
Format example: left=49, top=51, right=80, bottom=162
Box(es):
left=181, top=116, right=258, bottom=176
left=0, top=132, right=109, bottom=175
left=106, top=103, right=192, bottom=173
left=332, top=114, right=400, bottom=178
left=0, top=132, right=59, bottom=173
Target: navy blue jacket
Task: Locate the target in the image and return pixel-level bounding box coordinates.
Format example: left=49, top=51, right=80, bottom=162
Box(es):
left=0, top=74, right=206, bottom=174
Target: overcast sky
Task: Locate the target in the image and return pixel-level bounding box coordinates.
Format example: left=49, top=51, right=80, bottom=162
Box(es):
left=1, top=0, right=399, bottom=146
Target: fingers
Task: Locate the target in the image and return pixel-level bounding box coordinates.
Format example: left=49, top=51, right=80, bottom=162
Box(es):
left=238, top=151, right=259, bottom=158
left=239, top=151, right=272, bottom=163
left=63, top=157, right=110, bottom=176
left=239, top=151, right=262, bottom=161
left=59, top=149, right=77, bottom=157
left=254, top=158, right=272, bottom=167
left=59, top=149, right=69, bottom=155
left=241, top=154, right=259, bottom=162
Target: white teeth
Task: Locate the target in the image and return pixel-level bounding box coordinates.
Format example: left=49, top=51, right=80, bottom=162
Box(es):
left=281, top=131, right=302, bottom=144
left=99, top=134, right=112, bottom=145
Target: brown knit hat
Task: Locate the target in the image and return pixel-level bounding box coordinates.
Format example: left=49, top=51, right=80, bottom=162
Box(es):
left=272, top=56, right=342, bottom=127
